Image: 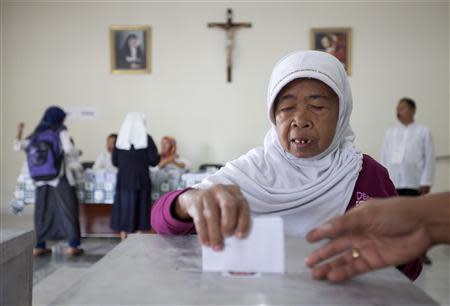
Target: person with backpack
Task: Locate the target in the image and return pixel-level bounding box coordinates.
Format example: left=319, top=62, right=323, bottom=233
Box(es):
left=15, top=106, right=83, bottom=257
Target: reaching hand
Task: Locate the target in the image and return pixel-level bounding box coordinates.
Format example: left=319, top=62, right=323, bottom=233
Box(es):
left=158, top=155, right=175, bottom=169
left=16, top=122, right=25, bottom=140
left=304, top=197, right=432, bottom=282
left=175, top=184, right=251, bottom=251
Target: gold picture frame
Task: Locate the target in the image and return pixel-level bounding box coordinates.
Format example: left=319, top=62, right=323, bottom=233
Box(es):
left=110, top=25, right=151, bottom=74
left=310, top=27, right=352, bottom=75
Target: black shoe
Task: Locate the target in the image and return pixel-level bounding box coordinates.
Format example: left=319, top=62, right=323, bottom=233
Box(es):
left=422, top=255, right=432, bottom=265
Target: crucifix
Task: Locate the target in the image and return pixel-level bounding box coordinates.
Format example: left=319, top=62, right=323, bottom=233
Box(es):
left=208, top=9, right=252, bottom=82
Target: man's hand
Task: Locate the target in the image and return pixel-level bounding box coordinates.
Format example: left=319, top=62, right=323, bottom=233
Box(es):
left=304, top=197, right=432, bottom=282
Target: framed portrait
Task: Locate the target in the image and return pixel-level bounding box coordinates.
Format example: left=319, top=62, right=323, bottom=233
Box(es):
left=310, top=28, right=352, bottom=75
left=110, top=25, right=151, bottom=74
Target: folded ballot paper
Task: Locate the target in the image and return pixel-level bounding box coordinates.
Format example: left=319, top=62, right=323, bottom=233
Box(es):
left=202, top=217, right=285, bottom=274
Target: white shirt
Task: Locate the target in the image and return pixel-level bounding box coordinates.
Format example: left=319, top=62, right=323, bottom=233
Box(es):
left=93, top=151, right=115, bottom=171
left=380, top=122, right=435, bottom=189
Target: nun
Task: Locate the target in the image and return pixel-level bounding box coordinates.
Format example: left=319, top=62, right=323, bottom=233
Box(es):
left=14, top=106, right=83, bottom=256
left=151, top=50, right=422, bottom=281
left=111, top=112, right=160, bottom=240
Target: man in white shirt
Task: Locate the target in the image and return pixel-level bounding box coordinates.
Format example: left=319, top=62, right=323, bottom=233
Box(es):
left=380, top=97, right=435, bottom=264
left=93, top=134, right=117, bottom=171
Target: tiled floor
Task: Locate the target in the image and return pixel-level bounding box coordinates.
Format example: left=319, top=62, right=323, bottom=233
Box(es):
left=32, top=237, right=120, bottom=285
left=415, top=245, right=450, bottom=306
left=31, top=238, right=120, bottom=306
left=1, top=210, right=449, bottom=305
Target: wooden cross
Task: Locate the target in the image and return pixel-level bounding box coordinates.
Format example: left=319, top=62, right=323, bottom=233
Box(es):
left=208, top=9, right=252, bottom=82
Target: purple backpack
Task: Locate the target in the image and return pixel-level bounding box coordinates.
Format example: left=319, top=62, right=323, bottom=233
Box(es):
left=26, top=129, right=63, bottom=181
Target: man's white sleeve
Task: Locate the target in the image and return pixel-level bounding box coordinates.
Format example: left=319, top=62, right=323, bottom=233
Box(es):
left=420, top=128, right=435, bottom=187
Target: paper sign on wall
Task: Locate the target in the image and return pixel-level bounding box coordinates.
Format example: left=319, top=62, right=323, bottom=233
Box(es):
left=65, top=107, right=97, bottom=121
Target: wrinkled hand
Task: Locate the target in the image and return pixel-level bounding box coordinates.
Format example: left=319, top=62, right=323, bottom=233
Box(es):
left=176, top=184, right=251, bottom=251
left=304, top=197, right=432, bottom=282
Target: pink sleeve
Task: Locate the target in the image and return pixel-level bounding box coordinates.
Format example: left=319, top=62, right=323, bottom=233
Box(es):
left=150, top=189, right=195, bottom=235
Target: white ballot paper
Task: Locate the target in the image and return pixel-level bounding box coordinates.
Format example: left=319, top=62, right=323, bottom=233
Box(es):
left=202, top=217, right=285, bottom=274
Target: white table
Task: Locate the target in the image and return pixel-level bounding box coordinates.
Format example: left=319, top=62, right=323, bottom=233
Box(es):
left=50, top=234, right=438, bottom=305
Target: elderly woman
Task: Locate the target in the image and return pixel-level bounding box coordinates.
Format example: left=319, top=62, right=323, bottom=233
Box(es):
left=151, top=51, right=422, bottom=280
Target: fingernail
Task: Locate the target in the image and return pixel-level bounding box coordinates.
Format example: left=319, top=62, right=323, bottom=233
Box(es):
left=236, top=232, right=244, bottom=239
left=213, top=245, right=222, bottom=251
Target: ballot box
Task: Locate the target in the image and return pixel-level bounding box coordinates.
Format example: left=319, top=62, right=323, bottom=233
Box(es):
left=48, top=235, right=437, bottom=305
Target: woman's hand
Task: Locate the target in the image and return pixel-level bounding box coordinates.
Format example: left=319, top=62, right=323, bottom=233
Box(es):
left=158, top=155, right=175, bottom=169
left=175, top=184, right=251, bottom=251
left=304, top=197, right=433, bottom=282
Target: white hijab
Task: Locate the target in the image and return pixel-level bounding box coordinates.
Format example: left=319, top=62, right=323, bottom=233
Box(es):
left=116, top=112, right=148, bottom=150
left=195, top=50, right=363, bottom=234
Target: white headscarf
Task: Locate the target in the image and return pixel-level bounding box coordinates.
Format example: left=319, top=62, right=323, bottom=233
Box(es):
left=195, top=50, right=363, bottom=235
left=116, top=112, right=148, bottom=150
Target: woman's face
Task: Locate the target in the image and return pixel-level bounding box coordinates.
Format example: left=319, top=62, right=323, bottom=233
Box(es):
left=161, top=138, right=172, bottom=154
left=128, top=37, right=138, bottom=48
left=274, top=78, right=339, bottom=158
left=320, top=36, right=331, bottom=48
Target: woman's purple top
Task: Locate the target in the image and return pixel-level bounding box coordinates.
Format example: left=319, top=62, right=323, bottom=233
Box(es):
left=150, top=154, right=422, bottom=281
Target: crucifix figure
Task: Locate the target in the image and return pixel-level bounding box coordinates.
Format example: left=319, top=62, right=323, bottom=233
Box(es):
left=208, top=9, right=252, bottom=82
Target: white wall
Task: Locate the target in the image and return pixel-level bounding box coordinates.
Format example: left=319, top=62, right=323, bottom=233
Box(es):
left=1, top=1, right=449, bottom=212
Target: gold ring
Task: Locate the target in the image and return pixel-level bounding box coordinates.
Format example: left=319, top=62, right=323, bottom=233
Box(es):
left=352, top=248, right=360, bottom=259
